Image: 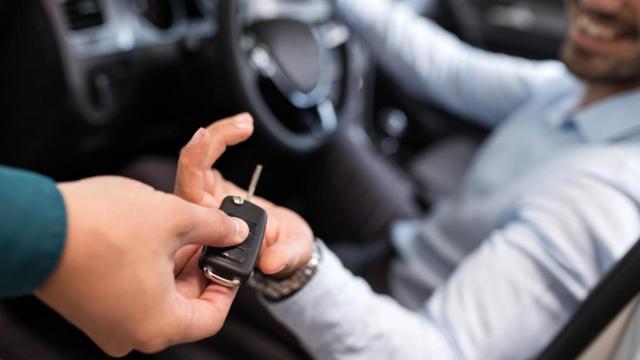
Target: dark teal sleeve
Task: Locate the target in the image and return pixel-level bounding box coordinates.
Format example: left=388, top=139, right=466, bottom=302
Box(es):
left=0, top=166, right=67, bottom=298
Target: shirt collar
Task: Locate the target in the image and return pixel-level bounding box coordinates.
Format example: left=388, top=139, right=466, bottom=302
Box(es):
left=572, top=88, right=640, bottom=142
left=544, top=87, right=584, bottom=128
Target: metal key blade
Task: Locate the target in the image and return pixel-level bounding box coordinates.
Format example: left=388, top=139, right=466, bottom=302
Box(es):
left=246, top=165, right=263, bottom=202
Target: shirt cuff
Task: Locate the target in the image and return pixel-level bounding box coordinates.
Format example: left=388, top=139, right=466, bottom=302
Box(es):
left=0, top=166, right=67, bottom=298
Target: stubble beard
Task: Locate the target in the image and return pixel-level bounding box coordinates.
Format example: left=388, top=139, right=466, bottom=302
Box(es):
left=561, top=31, right=640, bottom=84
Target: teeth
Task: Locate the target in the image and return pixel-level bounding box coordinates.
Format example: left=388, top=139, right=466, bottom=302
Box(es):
left=576, top=15, right=616, bottom=40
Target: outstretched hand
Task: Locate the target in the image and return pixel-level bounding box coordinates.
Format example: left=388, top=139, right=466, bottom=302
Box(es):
left=174, top=113, right=315, bottom=279
left=37, top=176, right=249, bottom=357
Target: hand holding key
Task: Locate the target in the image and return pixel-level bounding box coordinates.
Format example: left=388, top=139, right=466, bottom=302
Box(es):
left=175, top=114, right=314, bottom=279
left=37, top=176, right=249, bottom=357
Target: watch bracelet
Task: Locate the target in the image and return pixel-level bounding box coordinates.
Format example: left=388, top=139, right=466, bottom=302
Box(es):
left=249, top=241, right=321, bottom=301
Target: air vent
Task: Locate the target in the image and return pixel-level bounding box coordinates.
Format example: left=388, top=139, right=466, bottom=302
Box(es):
left=62, top=0, right=105, bottom=31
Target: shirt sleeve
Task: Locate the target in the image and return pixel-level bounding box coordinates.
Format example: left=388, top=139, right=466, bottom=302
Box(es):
left=264, top=174, right=640, bottom=359
left=0, top=166, right=67, bottom=298
left=266, top=240, right=459, bottom=359
left=335, top=0, right=566, bottom=128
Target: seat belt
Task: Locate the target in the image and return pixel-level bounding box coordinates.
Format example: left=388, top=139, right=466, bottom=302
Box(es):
left=538, top=239, right=640, bottom=359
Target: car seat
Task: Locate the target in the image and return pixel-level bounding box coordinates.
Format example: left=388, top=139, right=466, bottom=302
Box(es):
left=539, top=238, right=640, bottom=359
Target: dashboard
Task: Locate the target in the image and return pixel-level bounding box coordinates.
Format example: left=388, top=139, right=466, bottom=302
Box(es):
left=45, top=0, right=217, bottom=58
left=40, top=0, right=219, bottom=125
left=39, top=0, right=337, bottom=126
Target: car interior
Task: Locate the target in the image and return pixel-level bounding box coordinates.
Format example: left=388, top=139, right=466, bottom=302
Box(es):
left=2, top=0, right=638, bottom=359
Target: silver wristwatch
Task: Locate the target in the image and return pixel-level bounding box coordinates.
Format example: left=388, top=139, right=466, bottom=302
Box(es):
left=249, top=241, right=321, bottom=301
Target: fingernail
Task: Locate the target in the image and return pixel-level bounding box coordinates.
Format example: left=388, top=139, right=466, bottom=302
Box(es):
left=274, top=263, right=287, bottom=274
left=187, top=128, right=206, bottom=147
left=233, top=113, right=253, bottom=129
left=233, top=218, right=249, bottom=242
left=264, top=263, right=288, bottom=277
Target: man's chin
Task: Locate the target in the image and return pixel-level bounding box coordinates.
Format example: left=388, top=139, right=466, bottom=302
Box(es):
left=561, top=44, right=640, bottom=84
left=566, top=65, right=640, bottom=85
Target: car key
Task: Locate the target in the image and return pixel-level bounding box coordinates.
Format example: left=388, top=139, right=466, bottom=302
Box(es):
left=199, top=165, right=267, bottom=288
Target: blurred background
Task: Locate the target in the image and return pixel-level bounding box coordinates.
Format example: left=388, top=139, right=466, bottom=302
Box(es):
left=0, top=0, right=566, bottom=358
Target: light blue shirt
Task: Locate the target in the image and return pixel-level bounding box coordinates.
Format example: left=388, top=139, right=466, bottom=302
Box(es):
left=265, top=0, right=640, bottom=358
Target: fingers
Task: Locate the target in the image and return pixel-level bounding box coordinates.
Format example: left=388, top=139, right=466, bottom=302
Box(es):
left=175, top=113, right=254, bottom=206
left=178, top=201, right=249, bottom=248
left=204, top=113, right=254, bottom=166
left=207, top=169, right=245, bottom=202
left=258, top=233, right=308, bottom=277
left=210, top=169, right=277, bottom=210
left=257, top=210, right=314, bottom=278
left=258, top=245, right=292, bottom=276
left=172, top=285, right=237, bottom=345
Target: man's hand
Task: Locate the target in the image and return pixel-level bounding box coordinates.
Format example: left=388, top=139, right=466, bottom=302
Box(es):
left=175, top=113, right=314, bottom=279
left=36, top=176, right=249, bottom=357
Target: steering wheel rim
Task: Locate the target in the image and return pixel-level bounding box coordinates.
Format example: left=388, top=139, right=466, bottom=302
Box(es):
left=218, top=0, right=357, bottom=154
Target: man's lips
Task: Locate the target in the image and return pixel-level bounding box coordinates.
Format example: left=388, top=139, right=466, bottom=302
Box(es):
left=576, top=15, right=616, bottom=40
left=570, top=12, right=639, bottom=51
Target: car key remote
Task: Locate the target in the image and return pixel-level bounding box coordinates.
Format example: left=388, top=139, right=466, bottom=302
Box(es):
left=199, top=165, right=267, bottom=288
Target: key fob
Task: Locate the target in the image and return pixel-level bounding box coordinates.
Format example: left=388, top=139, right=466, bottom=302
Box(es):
left=199, top=195, right=267, bottom=287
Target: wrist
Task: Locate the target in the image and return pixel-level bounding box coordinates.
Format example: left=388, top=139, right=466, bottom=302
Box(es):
left=36, top=182, right=83, bottom=299
left=249, top=240, right=322, bottom=301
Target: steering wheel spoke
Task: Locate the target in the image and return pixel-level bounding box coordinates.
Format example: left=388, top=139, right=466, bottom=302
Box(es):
left=315, top=99, right=339, bottom=135
left=317, top=22, right=351, bottom=50
left=247, top=44, right=276, bottom=78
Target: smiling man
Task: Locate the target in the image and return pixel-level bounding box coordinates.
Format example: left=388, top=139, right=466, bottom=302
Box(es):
left=564, top=0, right=640, bottom=85
left=171, top=0, right=640, bottom=358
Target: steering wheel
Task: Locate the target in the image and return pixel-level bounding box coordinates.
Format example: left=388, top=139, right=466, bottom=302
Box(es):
left=218, top=0, right=362, bottom=154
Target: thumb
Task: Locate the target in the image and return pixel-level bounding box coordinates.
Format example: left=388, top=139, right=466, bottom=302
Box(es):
left=180, top=204, right=249, bottom=248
